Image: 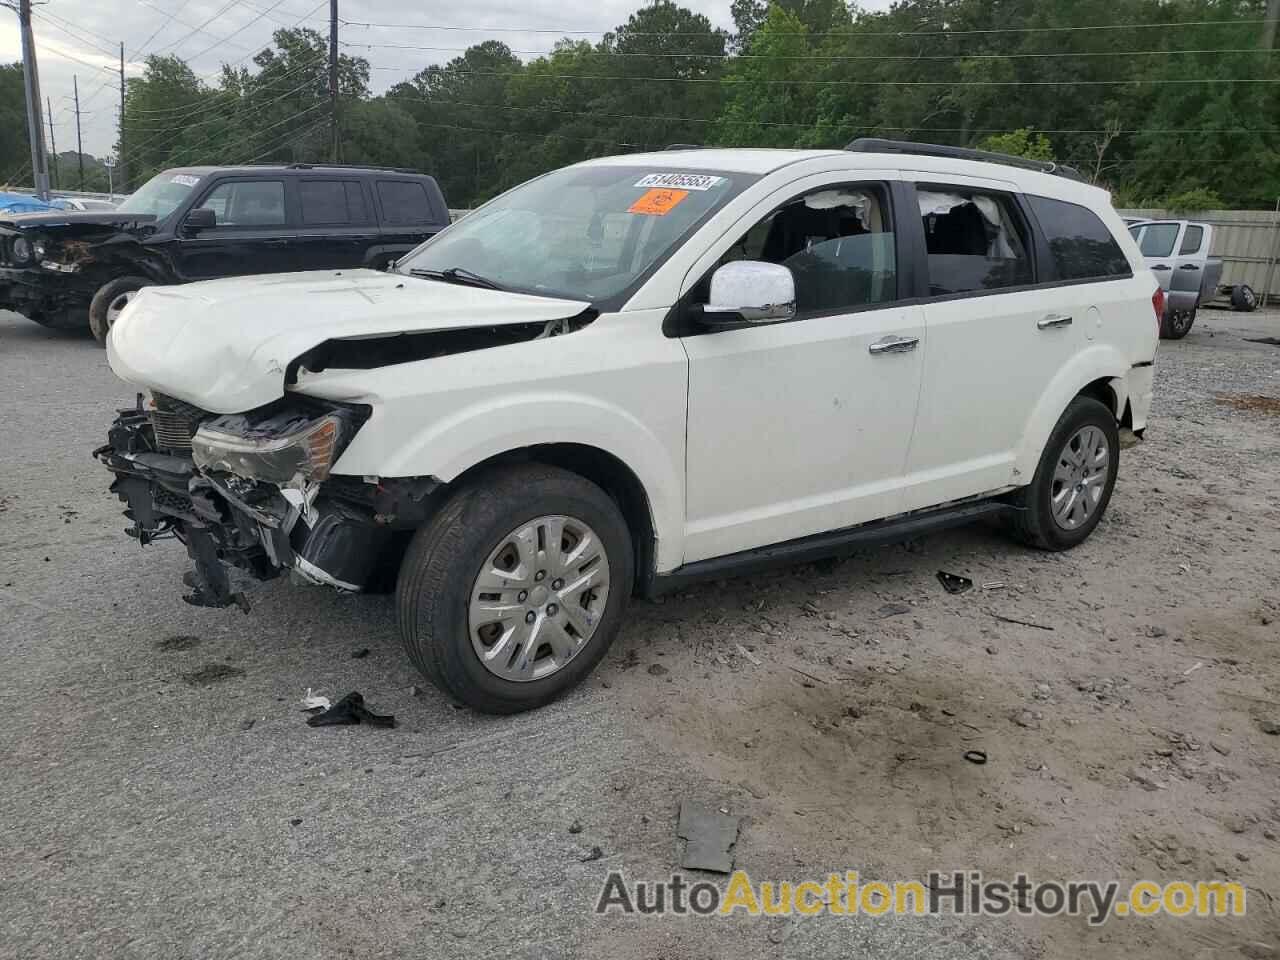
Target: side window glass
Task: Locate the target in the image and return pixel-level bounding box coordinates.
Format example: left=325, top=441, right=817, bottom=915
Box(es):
left=1179, top=225, right=1204, bottom=255
left=917, top=185, right=1031, bottom=296
left=1027, top=195, right=1131, bottom=280
left=377, top=181, right=433, bottom=225
left=197, top=181, right=285, bottom=227
left=1137, top=223, right=1179, bottom=258
left=300, top=180, right=369, bottom=225
left=705, top=182, right=898, bottom=314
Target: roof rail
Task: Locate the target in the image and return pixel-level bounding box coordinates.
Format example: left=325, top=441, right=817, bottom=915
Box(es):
left=664, top=143, right=703, bottom=151
left=845, top=138, right=1086, bottom=183
left=283, top=162, right=423, bottom=175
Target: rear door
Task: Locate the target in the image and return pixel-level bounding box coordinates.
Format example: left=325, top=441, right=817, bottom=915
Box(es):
left=294, top=177, right=379, bottom=269
left=900, top=178, right=1079, bottom=511
left=173, top=177, right=296, bottom=280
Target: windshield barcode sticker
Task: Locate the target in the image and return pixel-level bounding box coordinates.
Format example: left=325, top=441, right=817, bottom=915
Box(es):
left=170, top=174, right=200, bottom=187
left=634, top=173, right=724, bottom=192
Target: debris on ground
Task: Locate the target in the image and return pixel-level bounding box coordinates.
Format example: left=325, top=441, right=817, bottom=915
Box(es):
left=677, top=801, right=741, bottom=873
left=963, top=750, right=988, bottom=765
left=937, top=571, right=973, bottom=594
left=872, top=602, right=912, bottom=619
left=305, top=691, right=395, bottom=728
left=1258, top=720, right=1280, bottom=736
left=578, top=845, right=604, bottom=862
left=647, top=663, right=670, bottom=677
left=300, top=688, right=331, bottom=711
left=989, top=612, right=1055, bottom=631
left=181, top=663, right=245, bottom=686
left=735, top=643, right=763, bottom=666
left=351, top=647, right=370, bottom=659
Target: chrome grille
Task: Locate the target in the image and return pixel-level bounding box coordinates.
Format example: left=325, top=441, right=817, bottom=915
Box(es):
left=150, top=393, right=209, bottom=452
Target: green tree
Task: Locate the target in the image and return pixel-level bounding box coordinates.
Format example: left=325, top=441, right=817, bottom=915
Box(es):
left=0, top=63, right=31, bottom=183
left=977, top=129, right=1055, bottom=162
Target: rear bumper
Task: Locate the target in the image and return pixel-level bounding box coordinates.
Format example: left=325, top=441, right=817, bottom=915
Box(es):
left=94, top=407, right=419, bottom=609
left=1126, top=363, right=1155, bottom=432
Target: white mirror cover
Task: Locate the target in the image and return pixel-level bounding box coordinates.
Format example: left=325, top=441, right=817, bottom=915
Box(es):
left=707, top=261, right=796, bottom=321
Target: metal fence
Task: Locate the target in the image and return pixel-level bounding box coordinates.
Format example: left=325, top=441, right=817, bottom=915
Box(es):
left=1119, top=206, right=1280, bottom=303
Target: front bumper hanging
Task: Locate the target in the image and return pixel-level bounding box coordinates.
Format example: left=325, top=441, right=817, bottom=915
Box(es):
left=95, top=400, right=432, bottom=611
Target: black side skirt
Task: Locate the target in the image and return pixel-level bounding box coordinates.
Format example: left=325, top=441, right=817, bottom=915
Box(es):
left=646, top=499, right=1018, bottom=597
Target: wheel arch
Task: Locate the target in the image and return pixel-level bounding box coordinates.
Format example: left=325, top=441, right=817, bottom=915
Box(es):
left=448, top=442, right=659, bottom=595
left=1013, top=347, right=1130, bottom=481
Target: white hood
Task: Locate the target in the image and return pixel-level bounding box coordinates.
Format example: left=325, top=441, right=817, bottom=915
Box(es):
left=106, top=270, right=590, bottom=413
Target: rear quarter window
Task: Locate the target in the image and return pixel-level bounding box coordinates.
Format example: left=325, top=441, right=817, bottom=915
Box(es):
left=376, top=180, right=439, bottom=226
left=1027, top=196, right=1131, bottom=281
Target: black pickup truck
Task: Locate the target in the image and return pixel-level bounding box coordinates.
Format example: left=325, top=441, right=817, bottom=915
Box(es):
left=0, top=164, right=450, bottom=343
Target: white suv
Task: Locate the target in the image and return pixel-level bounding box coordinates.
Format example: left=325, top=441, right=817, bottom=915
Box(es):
left=99, top=140, right=1159, bottom=713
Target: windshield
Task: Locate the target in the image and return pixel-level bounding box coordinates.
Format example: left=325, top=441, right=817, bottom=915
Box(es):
left=1130, top=222, right=1179, bottom=258
left=117, top=171, right=202, bottom=219
left=397, top=166, right=753, bottom=302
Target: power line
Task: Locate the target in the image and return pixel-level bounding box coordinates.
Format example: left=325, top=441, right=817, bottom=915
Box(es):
left=185, top=0, right=297, bottom=64
left=370, top=66, right=1280, bottom=85
left=339, top=16, right=1278, bottom=39
left=385, top=94, right=1280, bottom=135
left=134, top=0, right=256, bottom=60
left=30, top=10, right=119, bottom=58
left=346, top=40, right=1280, bottom=61
left=126, top=54, right=323, bottom=118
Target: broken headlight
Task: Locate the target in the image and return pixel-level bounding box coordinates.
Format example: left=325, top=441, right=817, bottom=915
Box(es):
left=10, top=237, right=32, bottom=264
left=191, top=406, right=359, bottom=484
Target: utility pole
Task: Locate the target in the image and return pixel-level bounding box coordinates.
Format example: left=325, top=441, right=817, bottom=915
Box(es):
left=10, top=0, right=51, bottom=198
left=46, top=95, right=57, bottom=190
left=1265, top=0, right=1279, bottom=50
left=74, top=75, right=84, bottom=190
left=327, top=0, right=339, bottom=162
left=118, top=42, right=128, bottom=190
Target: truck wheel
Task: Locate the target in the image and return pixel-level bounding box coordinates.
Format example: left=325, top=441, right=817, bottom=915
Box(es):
left=397, top=464, right=634, bottom=714
left=1160, top=307, right=1195, bottom=340
left=1004, top=397, right=1119, bottom=551
left=89, top=276, right=150, bottom=346
left=1231, top=284, right=1258, bottom=312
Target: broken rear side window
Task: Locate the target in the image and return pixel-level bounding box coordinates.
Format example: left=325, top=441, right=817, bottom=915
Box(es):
left=917, top=185, right=1032, bottom=296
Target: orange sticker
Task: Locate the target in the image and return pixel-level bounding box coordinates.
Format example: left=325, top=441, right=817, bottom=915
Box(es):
left=628, top=188, right=689, bottom=216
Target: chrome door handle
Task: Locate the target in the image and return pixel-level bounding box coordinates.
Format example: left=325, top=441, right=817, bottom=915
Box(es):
left=1178, top=264, right=1200, bottom=270
left=868, top=335, right=919, bottom=355
left=1037, top=314, right=1073, bottom=330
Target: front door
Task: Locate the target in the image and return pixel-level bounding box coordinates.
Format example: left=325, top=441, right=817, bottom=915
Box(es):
left=174, top=177, right=296, bottom=281
left=680, top=177, right=925, bottom=563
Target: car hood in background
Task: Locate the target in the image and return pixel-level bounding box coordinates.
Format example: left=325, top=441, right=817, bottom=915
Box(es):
left=107, top=269, right=591, bottom=413
left=0, top=210, right=157, bottom=232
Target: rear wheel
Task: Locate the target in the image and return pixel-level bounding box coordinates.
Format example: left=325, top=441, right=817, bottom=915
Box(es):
left=396, top=464, right=634, bottom=714
left=1004, top=397, right=1119, bottom=551
left=89, top=276, right=150, bottom=346
left=1160, top=307, right=1195, bottom=340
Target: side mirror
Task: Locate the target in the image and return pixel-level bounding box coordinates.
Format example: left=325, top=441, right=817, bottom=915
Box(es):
left=702, top=261, right=796, bottom=326
left=182, top=207, right=216, bottom=234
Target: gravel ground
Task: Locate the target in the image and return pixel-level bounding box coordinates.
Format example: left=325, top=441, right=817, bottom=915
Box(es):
left=2, top=305, right=1279, bottom=960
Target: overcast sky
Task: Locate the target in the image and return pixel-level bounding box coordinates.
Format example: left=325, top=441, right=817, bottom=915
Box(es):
left=0, top=0, right=891, bottom=162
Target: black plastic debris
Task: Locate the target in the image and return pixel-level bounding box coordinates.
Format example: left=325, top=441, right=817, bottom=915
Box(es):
left=937, top=571, right=973, bottom=594
left=677, top=801, right=740, bottom=873
left=963, top=750, right=988, bottom=765
left=306, top=691, right=395, bottom=728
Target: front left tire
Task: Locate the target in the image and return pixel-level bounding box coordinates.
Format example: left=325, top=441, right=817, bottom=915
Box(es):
left=396, top=464, right=634, bottom=714
left=89, top=276, right=150, bottom=346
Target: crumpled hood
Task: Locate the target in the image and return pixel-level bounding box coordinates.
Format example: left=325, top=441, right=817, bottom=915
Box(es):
left=106, top=269, right=591, bottom=413
left=0, top=210, right=156, bottom=232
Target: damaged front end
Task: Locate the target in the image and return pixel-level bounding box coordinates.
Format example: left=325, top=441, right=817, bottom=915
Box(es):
left=94, top=393, right=442, bottom=610
left=0, top=213, right=158, bottom=329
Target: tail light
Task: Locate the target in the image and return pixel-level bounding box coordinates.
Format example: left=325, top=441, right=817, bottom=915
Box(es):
left=1152, top=287, right=1165, bottom=331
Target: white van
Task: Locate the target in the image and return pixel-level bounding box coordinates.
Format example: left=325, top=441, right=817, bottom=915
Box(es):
left=99, top=139, right=1160, bottom=713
